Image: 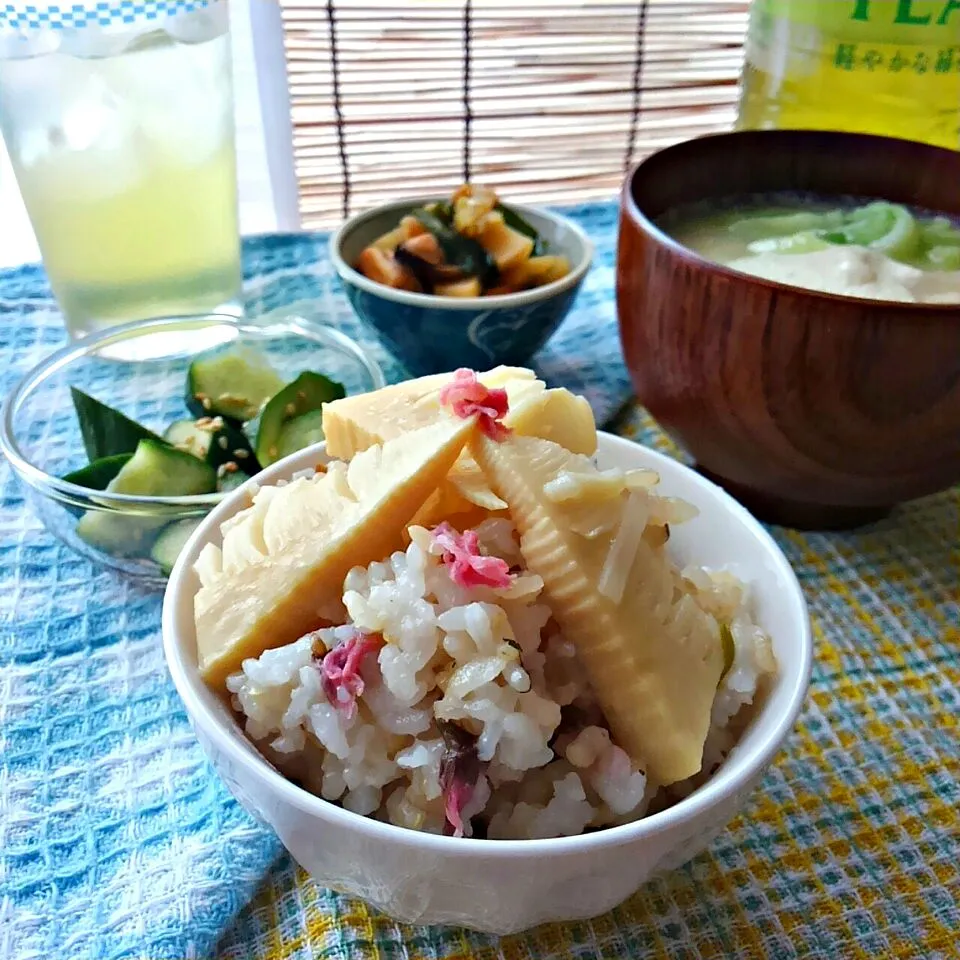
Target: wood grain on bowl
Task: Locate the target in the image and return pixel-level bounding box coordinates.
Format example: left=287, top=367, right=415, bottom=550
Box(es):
left=616, top=130, right=960, bottom=530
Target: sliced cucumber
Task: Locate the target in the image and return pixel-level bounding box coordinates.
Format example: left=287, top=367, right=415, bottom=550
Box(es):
left=76, top=513, right=167, bottom=558
left=164, top=417, right=260, bottom=472
left=76, top=439, right=216, bottom=557
left=275, top=409, right=326, bottom=462
left=186, top=343, right=286, bottom=422
left=255, top=371, right=345, bottom=467
left=70, top=387, right=162, bottom=461
left=217, top=469, right=253, bottom=494
left=151, top=518, right=203, bottom=575
left=164, top=419, right=213, bottom=460
left=208, top=419, right=260, bottom=472
left=62, top=453, right=132, bottom=491
left=100, top=438, right=217, bottom=496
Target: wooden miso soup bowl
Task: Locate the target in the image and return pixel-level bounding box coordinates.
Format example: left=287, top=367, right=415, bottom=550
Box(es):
left=616, top=130, right=960, bottom=530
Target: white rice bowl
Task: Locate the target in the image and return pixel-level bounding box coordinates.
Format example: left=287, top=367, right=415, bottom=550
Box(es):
left=224, top=506, right=776, bottom=841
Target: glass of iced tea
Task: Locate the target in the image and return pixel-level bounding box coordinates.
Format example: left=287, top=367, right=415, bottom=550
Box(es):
left=0, top=0, right=243, bottom=354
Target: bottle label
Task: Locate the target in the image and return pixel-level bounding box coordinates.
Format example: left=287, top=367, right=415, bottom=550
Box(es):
left=758, top=0, right=960, bottom=30
left=747, top=0, right=960, bottom=77
left=741, top=0, right=960, bottom=148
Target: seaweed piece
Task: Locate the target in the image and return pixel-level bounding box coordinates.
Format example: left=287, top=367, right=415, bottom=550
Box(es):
left=411, top=207, right=500, bottom=287
left=497, top=202, right=547, bottom=255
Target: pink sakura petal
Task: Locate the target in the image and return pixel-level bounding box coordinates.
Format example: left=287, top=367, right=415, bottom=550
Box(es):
left=319, top=631, right=382, bottom=719
left=431, top=522, right=513, bottom=590
left=439, top=368, right=511, bottom=441
left=444, top=779, right=474, bottom=838
left=437, top=720, right=481, bottom=838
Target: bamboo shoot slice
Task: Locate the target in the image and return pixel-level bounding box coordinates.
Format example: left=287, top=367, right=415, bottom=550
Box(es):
left=471, top=432, right=724, bottom=785
left=194, top=416, right=477, bottom=689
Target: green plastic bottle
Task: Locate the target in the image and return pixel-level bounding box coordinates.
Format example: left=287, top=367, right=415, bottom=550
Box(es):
left=737, top=0, right=960, bottom=150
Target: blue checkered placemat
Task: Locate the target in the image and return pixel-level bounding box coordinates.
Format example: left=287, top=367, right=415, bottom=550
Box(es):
left=0, top=203, right=632, bottom=960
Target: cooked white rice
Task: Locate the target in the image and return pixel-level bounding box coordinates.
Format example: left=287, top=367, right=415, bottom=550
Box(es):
left=226, top=516, right=775, bottom=840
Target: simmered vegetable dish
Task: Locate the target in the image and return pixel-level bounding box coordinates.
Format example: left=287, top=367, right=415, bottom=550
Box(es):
left=356, top=184, right=572, bottom=297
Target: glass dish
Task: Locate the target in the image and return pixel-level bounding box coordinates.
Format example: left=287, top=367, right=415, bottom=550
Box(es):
left=0, top=313, right=385, bottom=585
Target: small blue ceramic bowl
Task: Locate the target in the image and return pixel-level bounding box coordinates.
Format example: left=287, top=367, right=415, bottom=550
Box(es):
left=330, top=197, right=593, bottom=376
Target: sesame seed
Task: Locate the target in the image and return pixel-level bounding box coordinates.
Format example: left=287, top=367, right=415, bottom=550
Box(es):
left=216, top=463, right=227, bottom=478
left=268, top=445, right=278, bottom=458
left=201, top=397, right=213, bottom=411
left=217, top=436, right=229, bottom=450
left=284, top=402, right=297, bottom=416
left=195, top=416, right=213, bottom=429
left=233, top=448, right=250, bottom=459
left=224, top=461, right=239, bottom=473
left=297, top=391, right=307, bottom=400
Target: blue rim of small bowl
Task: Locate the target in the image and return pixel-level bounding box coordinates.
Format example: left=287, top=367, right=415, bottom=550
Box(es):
left=0, top=313, right=386, bottom=513
left=329, top=197, right=595, bottom=310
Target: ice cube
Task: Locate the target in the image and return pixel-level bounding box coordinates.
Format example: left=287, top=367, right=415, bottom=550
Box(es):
left=101, top=34, right=233, bottom=168
left=16, top=62, right=143, bottom=198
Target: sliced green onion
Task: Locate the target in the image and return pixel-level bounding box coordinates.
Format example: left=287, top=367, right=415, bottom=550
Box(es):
left=926, top=245, right=960, bottom=270
left=865, top=204, right=922, bottom=263
left=727, top=210, right=843, bottom=243
left=833, top=202, right=895, bottom=246
left=747, top=230, right=831, bottom=255
left=921, top=216, right=960, bottom=248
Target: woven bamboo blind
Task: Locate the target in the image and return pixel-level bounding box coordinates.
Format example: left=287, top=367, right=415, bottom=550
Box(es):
left=278, top=0, right=750, bottom=227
